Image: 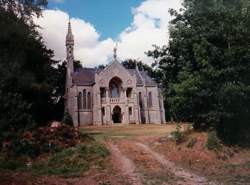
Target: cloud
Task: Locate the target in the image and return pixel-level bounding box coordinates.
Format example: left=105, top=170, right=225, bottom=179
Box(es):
left=49, top=0, right=64, bottom=3
left=34, top=9, right=115, bottom=67
left=35, top=0, right=182, bottom=67
left=117, top=0, right=183, bottom=65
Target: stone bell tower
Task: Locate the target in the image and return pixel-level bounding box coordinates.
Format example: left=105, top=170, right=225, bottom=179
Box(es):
left=66, top=20, right=74, bottom=76
left=65, top=19, right=75, bottom=112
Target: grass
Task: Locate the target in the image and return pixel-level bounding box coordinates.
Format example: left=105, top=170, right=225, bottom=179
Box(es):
left=0, top=142, right=110, bottom=177
left=82, top=124, right=176, bottom=141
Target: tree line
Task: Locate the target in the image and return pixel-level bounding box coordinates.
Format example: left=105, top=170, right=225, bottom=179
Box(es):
left=147, top=0, right=250, bottom=144
left=0, top=0, right=65, bottom=135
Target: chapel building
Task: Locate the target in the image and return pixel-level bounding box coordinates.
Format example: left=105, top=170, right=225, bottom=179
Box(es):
left=65, top=21, right=166, bottom=126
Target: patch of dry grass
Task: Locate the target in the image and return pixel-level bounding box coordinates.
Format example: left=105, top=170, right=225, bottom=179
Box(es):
left=81, top=124, right=176, bottom=141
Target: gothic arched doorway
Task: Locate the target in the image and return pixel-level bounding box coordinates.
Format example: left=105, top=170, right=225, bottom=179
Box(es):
left=112, top=106, right=122, bottom=123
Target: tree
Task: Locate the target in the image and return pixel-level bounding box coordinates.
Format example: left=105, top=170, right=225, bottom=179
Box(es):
left=0, top=0, right=47, bottom=22
left=74, top=60, right=83, bottom=71
left=121, top=59, right=161, bottom=83
left=148, top=0, right=250, bottom=144
left=0, top=7, right=58, bottom=132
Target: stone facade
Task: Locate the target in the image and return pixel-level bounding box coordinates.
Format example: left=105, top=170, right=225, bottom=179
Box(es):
left=65, top=21, right=166, bottom=126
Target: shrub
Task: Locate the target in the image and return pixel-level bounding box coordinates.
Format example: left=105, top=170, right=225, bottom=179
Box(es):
left=0, top=154, right=25, bottom=170
left=206, top=131, right=222, bottom=151
left=170, top=122, right=183, bottom=144
left=62, top=110, right=73, bottom=126
left=32, top=143, right=110, bottom=176
left=10, top=139, right=39, bottom=158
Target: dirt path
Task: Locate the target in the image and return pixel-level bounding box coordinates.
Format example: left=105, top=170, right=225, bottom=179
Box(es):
left=136, top=142, right=216, bottom=185
left=107, top=139, right=218, bottom=185
left=107, top=143, right=143, bottom=185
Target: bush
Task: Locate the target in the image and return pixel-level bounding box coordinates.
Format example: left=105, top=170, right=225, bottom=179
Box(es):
left=206, top=131, right=222, bottom=151
left=0, top=154, right=25, bottom=170
left=32, top=143, right=110, bottom=176
left=4, top=125, right=88, bottom=158
left=10, top=139, right=39, bottom=158
left=62, top=110, right=73, bottom=126
left=170, top=122, right=183, bottom=144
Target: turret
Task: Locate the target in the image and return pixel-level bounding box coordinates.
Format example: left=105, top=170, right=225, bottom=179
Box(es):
left=66, top=20, right=74, bottom=73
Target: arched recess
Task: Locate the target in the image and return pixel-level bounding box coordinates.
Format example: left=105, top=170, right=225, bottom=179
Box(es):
left=109, top=77, right=123, bottom=98
left=78, top=92, right=82, bottom=109
left=82, top=89, right=86, bottom=109
left=148, top=92, right=153, bottom=108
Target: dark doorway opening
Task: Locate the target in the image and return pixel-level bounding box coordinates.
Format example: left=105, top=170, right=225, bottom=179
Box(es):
left=112, top=106, right=122, bottom=123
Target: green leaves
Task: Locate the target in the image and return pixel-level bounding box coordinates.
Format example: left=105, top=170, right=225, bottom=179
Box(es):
left=148, top=0, right=250, bottom=144
left=0, top=7, right=63, bottom=134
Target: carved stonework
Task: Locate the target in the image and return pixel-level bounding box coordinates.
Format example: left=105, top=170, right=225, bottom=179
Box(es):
left=113, top=68, right=119, bottom=76
left=99, top=79, right=105, bottom=86
left=127, top=79, right=132, bottom=85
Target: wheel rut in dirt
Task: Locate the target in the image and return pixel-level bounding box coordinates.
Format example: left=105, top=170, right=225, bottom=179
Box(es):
left=136, top=142, right=217, bottom=185
left=107, top=143, right=143, bottom=185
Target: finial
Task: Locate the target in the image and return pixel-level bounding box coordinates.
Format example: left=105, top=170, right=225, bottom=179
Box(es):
left=113, top=43, right=118, bottom=60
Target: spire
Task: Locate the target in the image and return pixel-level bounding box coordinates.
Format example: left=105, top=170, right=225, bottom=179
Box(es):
left=65, top=18, right=74, bottom=72
left=113, top=43, right=118, bottom=60
left=66, top=19, right=74, bottom=45
left=68, top=19, right=72, bottom=35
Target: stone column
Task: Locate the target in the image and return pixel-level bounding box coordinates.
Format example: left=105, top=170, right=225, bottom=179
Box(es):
left=134, top=92, right=140, bottom=124
left=144, top=93, right=149, bottom=123
left=105, top=87, right=109, bottom=104
left=97, top=91, right=102, bottom=125
left=124, top=88, right=129, bottom=124
left=106, top=105, right=111, bottom=124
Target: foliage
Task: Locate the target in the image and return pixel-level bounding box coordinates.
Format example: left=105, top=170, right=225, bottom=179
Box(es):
left=0, top=0, right=48, bottom=22
left=0, top=142, right=109, bottom=177
left=74, top=60, right=83, bottom=71
left=122, top=59, right=162, bottom=83
left=0, top=154, right=26, bottom=170
left=62, top=110, right=74, bottom=126
left=206, top=131, right=222, bottom=151
left=170, top=122, right=183, bottom=144
left=34, top=143, right=109, bottom=176
left=3, top=124, right=90, bottom=158
left=147, top=0, right=250, bottom=144
left=0, top=6, right=69, bottom=134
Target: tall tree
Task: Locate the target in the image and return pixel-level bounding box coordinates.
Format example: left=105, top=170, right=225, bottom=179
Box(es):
left=0, top=0, right=47, bottom=21
left=0, top=6, right=57, bottom=132
left=148, top=0, right=250, bottom=144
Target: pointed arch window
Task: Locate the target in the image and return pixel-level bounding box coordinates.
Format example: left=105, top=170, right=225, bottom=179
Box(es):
left=139, top=92, right=143, bottom=109
left=110, top=83, right=119, bottom=98
left=87, top=92, right=92, bottom=109
left=82, top=89, right=86, bottom=109
left=148, top=92, right=153, bottom=108
left=78, top=92, right=82, bottom=109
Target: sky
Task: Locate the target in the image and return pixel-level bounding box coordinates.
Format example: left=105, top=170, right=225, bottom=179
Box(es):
left=35, top=0, right=183, bottom=67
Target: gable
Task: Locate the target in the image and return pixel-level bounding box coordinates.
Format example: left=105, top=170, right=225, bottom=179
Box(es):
left=96, top=60, right=136, bottom=88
